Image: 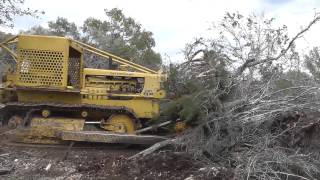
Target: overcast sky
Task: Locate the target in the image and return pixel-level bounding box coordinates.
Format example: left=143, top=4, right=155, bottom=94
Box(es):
left=1, top=0, right=320, bottom=63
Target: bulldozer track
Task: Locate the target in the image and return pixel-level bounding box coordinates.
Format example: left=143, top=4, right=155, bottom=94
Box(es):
left=4, top=141, right=140, bottom=150
left=0, top=102, right=169, bottom=146
left=2, top=101, right=137, bottom=117
left=0, top=101, right=139, bottom=126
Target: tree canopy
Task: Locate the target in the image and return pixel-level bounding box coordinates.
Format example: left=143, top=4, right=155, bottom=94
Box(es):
left=23, top=8, right=162, bottom=70
left=82, top=9, right=161, bottom=68
left=0, top=0, right=44, bottom=27
left=305, top=47, right=320, bottom=82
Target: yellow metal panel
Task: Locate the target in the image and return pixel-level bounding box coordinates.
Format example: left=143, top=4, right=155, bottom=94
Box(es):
left=83, top=68, right=165, bottom=99
left=17, top=91, right=82, bottom=104
left=17, top=90, right=158, bottom=118
left=81, top=98, right=159, bottom=118
left=11, top=117, right=85, bottom=144
left=30, top=117, right=85, bottom=133
left=18, top=35, right=69, bottom=51
left=84, top=68, right=150, bottom=77
left=17, top=35, right=69, bottom=88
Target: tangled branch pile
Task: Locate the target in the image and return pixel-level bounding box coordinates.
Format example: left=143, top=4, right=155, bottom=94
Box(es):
left=179, top=86, right=320, bottom=179
left=161, top=12, right=320, bottom=179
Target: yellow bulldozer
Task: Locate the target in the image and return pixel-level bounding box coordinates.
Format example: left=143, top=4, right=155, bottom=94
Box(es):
left=0, top=34, right=170, bottom=145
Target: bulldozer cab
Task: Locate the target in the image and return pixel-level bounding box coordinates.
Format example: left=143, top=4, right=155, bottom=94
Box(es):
left=17, top=35, right=82, bottom=90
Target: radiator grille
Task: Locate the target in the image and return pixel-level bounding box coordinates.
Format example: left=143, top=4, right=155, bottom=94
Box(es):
left=18, top=49, right=65, bottom=87
left=68, top=57, right=80, bottom=88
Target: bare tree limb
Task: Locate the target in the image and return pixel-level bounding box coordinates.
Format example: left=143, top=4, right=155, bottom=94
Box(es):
left=128, top=139, right=177, bottom=160
left=235, top=14, right=320, bottom=76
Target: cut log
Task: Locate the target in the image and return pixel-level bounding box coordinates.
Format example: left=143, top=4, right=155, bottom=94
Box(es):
left=135, top=121, right=172, bottom=134
left=0, top=167, right=13, bottom=175
left=128, top=139, right=177, bottom=160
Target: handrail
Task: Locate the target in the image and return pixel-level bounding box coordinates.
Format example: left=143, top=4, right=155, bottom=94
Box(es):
left=72, top=40, right=158, bottom=74
left=0, top=35, right=159, bottom=74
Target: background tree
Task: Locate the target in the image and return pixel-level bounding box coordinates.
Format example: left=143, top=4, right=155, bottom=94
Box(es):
left=305, top=47, right=320, bottom=82
left=48, top=17, right=80, bottom=40
left=22, top=8, right=162, bottom=70
left=0, top=31, right=15, bottom=80
left=82, top=8, right=161, bottom=69
left=0, top=0, right=44, bottom=27
left=0, top=0, right=43, bottom=79
left=23, top=17, right=80, bottom=39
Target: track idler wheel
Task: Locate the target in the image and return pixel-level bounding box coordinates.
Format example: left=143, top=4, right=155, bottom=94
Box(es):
left=7, top=116, right=23, bottom=129
left=101, top=114, right=136, bottom=134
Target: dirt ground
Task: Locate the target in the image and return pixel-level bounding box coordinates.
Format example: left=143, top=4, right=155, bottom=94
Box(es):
left=1, top=111, right=319, bottom=179
left=0, top=127, right=231, bottom=180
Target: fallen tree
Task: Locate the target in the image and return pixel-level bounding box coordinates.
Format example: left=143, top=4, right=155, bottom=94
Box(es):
left=131, top=12, right=320, bottom=179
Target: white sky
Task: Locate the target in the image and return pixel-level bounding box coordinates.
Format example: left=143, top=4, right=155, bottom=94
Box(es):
left=1, top=0, right=320, bottom=63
